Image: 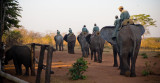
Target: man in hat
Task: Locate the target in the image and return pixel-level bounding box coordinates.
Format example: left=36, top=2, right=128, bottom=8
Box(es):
left=57, top=30, right=61, bottom=35
left=112, top=15, right=120, bottom=39
left=119, top=6, right=130, bottom=22
left=69, top=28, right=72, bottom=34
left=112, top=6, right=130, bottom=40
left=93, top=23, right=99, bottom=33
left=82, top=25, right=89, bottom=33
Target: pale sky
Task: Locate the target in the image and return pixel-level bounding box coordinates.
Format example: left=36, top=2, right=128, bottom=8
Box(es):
left=18, top=0, right=160, bottom=37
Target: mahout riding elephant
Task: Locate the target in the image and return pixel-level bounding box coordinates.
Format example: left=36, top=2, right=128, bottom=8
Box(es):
left=63, top=34, right=76, bottom=54
left=101, top=24, right=145, bottom=77
left=4, top=45, right=32, bottom=76
left=54, top=35, right=64, bottom=51
left=77, top=32, right=89, bottom=57
left=100, top=26, right=120, bottom=67
left=86, top=32, right=105, bottom=63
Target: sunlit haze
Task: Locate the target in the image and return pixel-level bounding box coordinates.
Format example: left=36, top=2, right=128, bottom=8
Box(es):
left=18, top=0, right=160, bottom=37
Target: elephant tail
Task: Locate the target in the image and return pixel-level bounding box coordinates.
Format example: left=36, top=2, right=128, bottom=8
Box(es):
left=132, top=39, right=136, bottom=58
left=131, top=26, right=137, bottom=57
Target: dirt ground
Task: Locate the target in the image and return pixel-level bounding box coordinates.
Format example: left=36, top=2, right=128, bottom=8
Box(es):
left=2, top=46, right=160, bottom=83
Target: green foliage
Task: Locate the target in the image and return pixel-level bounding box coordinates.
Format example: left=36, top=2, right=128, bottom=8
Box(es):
left=68, top=57, right=88, bottom=80
left=142, top=61, right=157, bottom=76
left=141, top=53, right=148, bottom=59
left=130, top=14, right=156, bottom=35
left=1, top=0, right=22, bottom=31
left=142, top=70, right=150, bottom=76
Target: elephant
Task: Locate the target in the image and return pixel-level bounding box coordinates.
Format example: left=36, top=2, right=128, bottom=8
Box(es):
left=4, top=45, right=32, bottom=76
left=117, top=24, right=144, bottom=77
left=63, top=33, right=76, bottom=54
left=101, top=24, right=145, bottom=77
left=100, top=26, right=120, bottom=67
left=54, top=35, right=64, bottom=51
left=86, top=32, right=105, bottom=63
left=77, top=32, right=90, bottom=57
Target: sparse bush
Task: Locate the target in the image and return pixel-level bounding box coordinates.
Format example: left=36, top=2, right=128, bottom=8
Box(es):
left=142, top=70, right=150, bottom=76
left=142, top=61, right=157, bottom=76
left=141, top=53, right=148, bottom=59
left=68, top=57, right=88, bottom=80
left=154, top=53, right=160, bottom=58
left=3, top=30, right=23, bottom=47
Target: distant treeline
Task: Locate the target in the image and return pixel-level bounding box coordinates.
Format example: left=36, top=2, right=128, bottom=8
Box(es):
left=2, top=28, right=79, bottom=47
left=141, top=38, right=160, bottom=49
left=2, top=28, right=160, bottom=49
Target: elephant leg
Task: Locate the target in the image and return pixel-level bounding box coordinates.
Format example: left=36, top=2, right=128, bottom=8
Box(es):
left=62, top=44, right=64, bottom=51
left=68, top=43, right=71, bottom=53
left=24, top=66, right=29, bottom=76
left=18, top=64, right=22, bottom=75
left=91, top=50, right=93, bottom=60
left=118, top=52, right=122, bottom=70
left=94, top=52, right=97, bottom=62
left=59, top=44, right=61, bottom=51
left=85, top=50, right=87, bottom=58
left=121, top=52, right=130, bottom=77
left=71, top=45, right=74, bottom=54
left=130, top=55, right=136, bottom=77
left=69, top=42, right=72, bottom=54
left=128, top=53, right=131, bottom=67
left=98, top=51, right=102, bottom=63
left=100, top=50, right=103, bottom=62
left=82, top=49, right=85, bottom=57
left=113, top=45, right=118, bottom=67
left=73, top=43, right=75, bottom=54
left=56, top=43, right=58, bottom=51
left=86, top=48, right=89, bottom=57
left=131, top=44, right=140, bottom=77
left=71, top=42, right=75, bottom=54
left=13, top=60, right=19, bottom=75
left=88, top=48, right=90, bottom=55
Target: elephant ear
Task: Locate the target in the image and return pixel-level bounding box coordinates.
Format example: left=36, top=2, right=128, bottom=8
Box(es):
left=86, top=34, right=91, bottom=45
left=134, top=24, right=145, bottom=35
left=77, top=35, right=80, bottom=44
left=100, top=26, right=116, bottom=45
left=63, top=34, right=68, bottom=42
left=54, top=36, right=56, bottom=41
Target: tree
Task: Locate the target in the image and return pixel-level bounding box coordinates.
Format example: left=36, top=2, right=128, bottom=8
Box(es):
left=2, top=30, right=22, bottom=47
left=0, top=0, right=22, bottom=42
left=130, top=14, right=156, bottom=36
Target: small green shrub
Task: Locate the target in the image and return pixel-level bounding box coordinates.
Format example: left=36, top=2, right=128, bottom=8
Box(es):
left=142, top=70, right=150, bottom=76
left=141, top=53, right=148, bottom=59
left=142, top=61, right=157, bottom=76
left=68, top=57, right=88, bottom=80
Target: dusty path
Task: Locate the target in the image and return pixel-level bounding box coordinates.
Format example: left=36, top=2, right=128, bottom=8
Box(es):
left=3, top=46, right=160, bottom=83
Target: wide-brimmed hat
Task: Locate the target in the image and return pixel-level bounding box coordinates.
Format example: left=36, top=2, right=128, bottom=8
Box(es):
left=118, top=6, right=123, bottom=9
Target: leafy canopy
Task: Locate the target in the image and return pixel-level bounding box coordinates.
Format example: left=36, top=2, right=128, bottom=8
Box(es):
left=2, top=0, right=22, bottom=31
left=130, top=14, right=156, bottom=34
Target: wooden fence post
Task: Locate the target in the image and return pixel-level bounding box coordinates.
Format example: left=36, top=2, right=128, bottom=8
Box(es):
left=31, top=43, right=36, bottom=76
left=36, top=45, right=46, bottom=83
left=45, top=46, right=54, bottom=83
